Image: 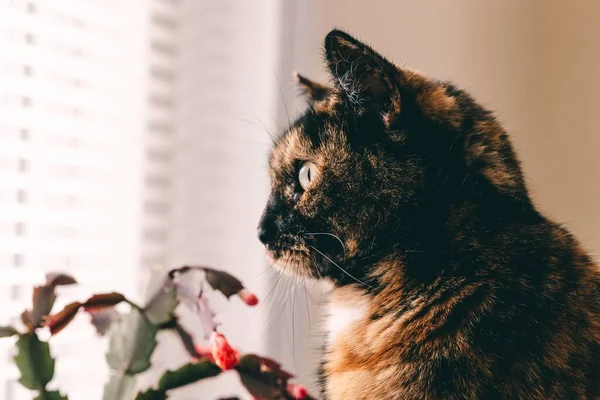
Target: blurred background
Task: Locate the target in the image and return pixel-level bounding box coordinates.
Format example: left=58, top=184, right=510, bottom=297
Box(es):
left=0, top=0, right=599, bottom=399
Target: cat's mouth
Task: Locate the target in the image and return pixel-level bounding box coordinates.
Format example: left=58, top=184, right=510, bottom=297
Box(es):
left=263, top=237, right=319, bottom=278
left=263, top=233, right=347, bottom=280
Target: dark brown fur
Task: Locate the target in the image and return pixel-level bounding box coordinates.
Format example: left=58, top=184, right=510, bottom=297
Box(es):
left=258, top=30, right=600, bottom=399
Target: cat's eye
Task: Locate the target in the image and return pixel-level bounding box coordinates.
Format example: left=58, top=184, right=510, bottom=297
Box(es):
left=298, top=161, right=319, bottom=191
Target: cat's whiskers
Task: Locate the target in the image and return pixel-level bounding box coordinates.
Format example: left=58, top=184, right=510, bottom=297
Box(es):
left=259, top=255, right=293, bottom=340
left=309, top=244, right=372, bottom=289
left=254, top=255, right=289, bottom=316
left=303, top=232, right=347, bottom=256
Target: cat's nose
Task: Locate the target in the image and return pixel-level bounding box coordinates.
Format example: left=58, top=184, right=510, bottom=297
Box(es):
left=257, top=226, right=270, bottom=245
left=257, top=225, right=277, bottom=248
left=257, top=216, right=277, bottom=247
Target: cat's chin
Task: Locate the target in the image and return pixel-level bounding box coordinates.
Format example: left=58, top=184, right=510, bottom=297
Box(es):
left=265, top=248, right=322, bottom=280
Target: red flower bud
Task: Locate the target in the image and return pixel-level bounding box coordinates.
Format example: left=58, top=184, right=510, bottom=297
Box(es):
left=237, top=288, right=259, bottom=306
left=193, top=344, right=215, bottom=362
left=210, top=331, right=239, bottom=370
left=287, top=383, right=309, bottom=399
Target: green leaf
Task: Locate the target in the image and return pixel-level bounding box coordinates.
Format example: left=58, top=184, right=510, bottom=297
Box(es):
left=144, top=279, right=178, bottom=325
left=134, top=389, right=167, bottom=400
left=13, top=333, right=55, bottom=391
left=34, top=390, right=69, bottom=400
left=172, top=321, right=198, bottom=357
left=103, top=371, right=136, bottom=400
left=105, top=310, right=158, bottom=375
left=235, top=354, right=294, bottom=399
left=0, top=325, right=18, bottom=338
left=158, top=360, right=222, bottom=392
left=237, top=372, right=281, bottom=400
left=102, top=282, right=173, bottom=400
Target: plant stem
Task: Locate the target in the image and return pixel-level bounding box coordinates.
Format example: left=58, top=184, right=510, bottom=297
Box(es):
left=125, top=299, right=153, bottom=325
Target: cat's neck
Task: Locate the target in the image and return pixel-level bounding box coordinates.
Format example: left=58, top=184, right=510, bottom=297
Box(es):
left=326, top=188, right=542, bottom=341
left=326, top=285, right=370, bottom=344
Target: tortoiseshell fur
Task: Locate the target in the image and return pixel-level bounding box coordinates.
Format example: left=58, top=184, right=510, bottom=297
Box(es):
left=258, top=30, right=600, bottom=399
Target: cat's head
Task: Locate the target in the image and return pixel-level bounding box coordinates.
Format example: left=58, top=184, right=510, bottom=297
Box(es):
left=258, top=29, right=528, bottom=286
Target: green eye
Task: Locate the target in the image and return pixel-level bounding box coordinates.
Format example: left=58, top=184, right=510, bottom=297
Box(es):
left=298, top=161, right=319, bottom=190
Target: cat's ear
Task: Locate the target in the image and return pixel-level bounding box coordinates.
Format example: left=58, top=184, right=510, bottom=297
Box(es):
left=294, top=72, right=331, bottom=104
left=324, top=29, right=402, bottom=125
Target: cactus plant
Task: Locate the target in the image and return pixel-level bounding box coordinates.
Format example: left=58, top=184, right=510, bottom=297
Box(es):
left=0, top=267, right=314, bottom=400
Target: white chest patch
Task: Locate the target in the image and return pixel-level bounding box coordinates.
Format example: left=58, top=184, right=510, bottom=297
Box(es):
left=326, top=303, right=366, bottom=343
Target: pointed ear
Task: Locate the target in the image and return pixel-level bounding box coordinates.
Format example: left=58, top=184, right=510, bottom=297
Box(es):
left=324, top=30, right=401, bottom=124
left=294, top=72, right=331, bottom=103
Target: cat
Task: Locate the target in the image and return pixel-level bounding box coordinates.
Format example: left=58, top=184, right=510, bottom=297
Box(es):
left=258, top=29, right=600, bottom=399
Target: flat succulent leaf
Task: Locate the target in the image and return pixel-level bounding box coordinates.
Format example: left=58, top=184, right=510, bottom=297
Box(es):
left=46, top=273, right=77, bottom=288
left=171, top=269, right=203, bottom=313
left=0, top=325, right=18, bottom=338
left=14, top=333, right=55, bottom=391
left=236, top=354, right=294, bottom=399
left=46, top=302, right=82, bottom=335
left=21, top=310, right=34, bottom=331
left=32, top=285, right=57, bottom=328
left=252, top=355, right=294, bottom=381
left=237, top=371, right=282, bottom=400
left=102, top=371, right=136, bottom=400
left=238, top=354, right=293, bottom=381
left=34, top=390, right=68, bottom=400
left=144, top=278, right=178, bottom=325
left=127, top=321, right=158, bottom=374
left=82, top=292, right=126, bottom=312
left=157, top=360, right=222, bottom=392
left=134, top=389, right=167, bottom=400
left=105, top=309, right=158, bottom=375
left=89, top=308, right=120, bottom=336
left=173, top=321, right=198, bottom=357
left=197, top=295, right=220, bottom=338
left=203, top=268, right=244, bottom=298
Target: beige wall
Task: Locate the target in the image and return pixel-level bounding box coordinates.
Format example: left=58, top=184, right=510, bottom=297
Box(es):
left=308, top=0, right=600, bottom=254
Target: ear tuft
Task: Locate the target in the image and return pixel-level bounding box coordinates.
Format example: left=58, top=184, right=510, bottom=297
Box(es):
left=323, top=29, right=401, bottom=124
left=293, top=72, right=331, bottom=103
left=324, top=29, right=363, bottom=61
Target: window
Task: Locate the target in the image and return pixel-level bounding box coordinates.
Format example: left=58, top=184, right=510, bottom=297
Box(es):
left=145, top=174, right=170, bottom=189
left=148, top=120, right=173, bottom=135
left=16, top=189, right=26, bottom=204
left=150, top=65, right=175, bottom=83
left=24, top=32, right=35, bottom=45
left=151, top=13, right=177, bottom=31
left=13, top=253, right=23, bottom=267
left=142, top=228, right=167, bottom=242
left=147, top=148, right=171, bottom=163
left=149, top=93, right=174, bottom=109
left=14, top=222, right=25, bottom=236
left=4, top=379, right=16, bottom=400
left=18, top=159, right=28, bottom=172
left=144, top=200, right=169, bottom=215
left=10, top=285, right=20, bottom=300
left=150, top=39, right=177, bottom=57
